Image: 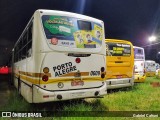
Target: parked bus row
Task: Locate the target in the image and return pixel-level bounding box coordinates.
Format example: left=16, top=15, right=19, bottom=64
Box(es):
left=9, top=10, right=159, bottom=103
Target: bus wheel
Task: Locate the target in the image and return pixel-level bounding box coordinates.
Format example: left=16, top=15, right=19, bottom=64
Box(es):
left=18, top=78, right=21, bottom=95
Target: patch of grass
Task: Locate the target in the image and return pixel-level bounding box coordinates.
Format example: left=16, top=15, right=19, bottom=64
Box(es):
left=101, top=77, right=160, bottom=111
left=0, top=90, right=31, bottom=111
left=0, top=77, right=160, bottom=120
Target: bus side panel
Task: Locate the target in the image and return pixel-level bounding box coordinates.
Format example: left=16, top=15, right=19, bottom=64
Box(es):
left=21, top=82, right=32, bottom=103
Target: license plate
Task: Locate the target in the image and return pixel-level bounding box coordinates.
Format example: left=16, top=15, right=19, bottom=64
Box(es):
left=116, top=80, right=124, bottom=84
left=71, top=80, right=84, bottom=86
left=71, top=92, right=85, bottom=97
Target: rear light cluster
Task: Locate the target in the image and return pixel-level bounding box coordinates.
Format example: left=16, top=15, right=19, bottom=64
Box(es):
left=101, top=67, right=105, bottom=78
left=42, top=67, right=49, bottom=82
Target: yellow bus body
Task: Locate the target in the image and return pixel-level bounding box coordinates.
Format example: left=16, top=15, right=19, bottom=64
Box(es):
left=105, top=39, right=134, bottom=89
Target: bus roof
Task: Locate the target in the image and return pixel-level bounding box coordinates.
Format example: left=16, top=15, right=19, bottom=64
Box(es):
left=35, top=9, right=103, bottom=24
left=133, top=46, right=144, bottom=49
left=145, top=60, right=156, bottom=63
left=105, top=39, right=132, bottom=44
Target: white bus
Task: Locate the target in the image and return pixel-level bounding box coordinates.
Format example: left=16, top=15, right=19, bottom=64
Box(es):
left=145, top=60, right=156, bottom=77
left=11, top=9, right=107, bottom=103
left=133, top=46, right=146, bottom=82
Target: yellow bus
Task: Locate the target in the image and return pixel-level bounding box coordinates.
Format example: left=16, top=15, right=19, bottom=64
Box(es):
left=11, top=9, right=107, bottom=103
left=133, top=46, right=146, bottom=82
left=105, top=39, right=134, bottom=89
left=145, top=60, right=156, bottom=77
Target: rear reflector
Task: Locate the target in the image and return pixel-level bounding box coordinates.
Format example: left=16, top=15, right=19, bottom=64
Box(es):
left=43, top=95, right=49, bottom=98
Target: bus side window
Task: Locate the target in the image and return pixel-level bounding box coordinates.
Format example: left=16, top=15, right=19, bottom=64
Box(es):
left=27, top=48, right=31, bottom=57
left=14, top=46, right=18, bottom=62
left=21, top=32, right=27, bottom=59
left=18, top=42, right=21, bottom=61
left=28, top=23, right=32, bottom=41
left=26, top=22, right=32, bottom=58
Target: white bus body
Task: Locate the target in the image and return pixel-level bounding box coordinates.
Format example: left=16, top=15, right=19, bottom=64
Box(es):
left=145, top=60, right=156, bottom=77
left=12, top=10, right=107, bottom=103
left=133, top=46, right=146, bottom=82
left=155, top=63, right=160, bottom=76
left=156, top=63, right=160, bottom=70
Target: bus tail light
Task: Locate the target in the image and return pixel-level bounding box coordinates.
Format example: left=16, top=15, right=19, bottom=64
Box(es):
left=43, top=67, right=49, bottom=73
left=101, top=67, right=105, bottom=72
left=42, top=75, right=48, bottom=82
left=75, top=58, right=81, bottom=63
left=101, top=74, right=105, bottom=78
left=101, top=67, right=105, bottom=78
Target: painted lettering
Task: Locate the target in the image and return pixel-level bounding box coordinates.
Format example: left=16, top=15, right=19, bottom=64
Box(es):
left=53, top=62, right=77, bottom=77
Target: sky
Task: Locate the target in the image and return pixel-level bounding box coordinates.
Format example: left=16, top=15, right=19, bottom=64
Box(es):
left=0, top=0, right=160, bottom=65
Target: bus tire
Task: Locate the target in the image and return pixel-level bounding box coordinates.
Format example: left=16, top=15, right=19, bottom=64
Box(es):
left=18, top=78, right=21, bottom=95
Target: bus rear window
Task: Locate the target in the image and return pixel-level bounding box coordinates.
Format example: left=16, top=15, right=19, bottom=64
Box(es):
left=134, top=48, right=144, bottom=59
left=77, top=20, right=92, bottom=30
left=106, top=43, right=131, bottom=56
left=42, top=15, right=103, bottom=49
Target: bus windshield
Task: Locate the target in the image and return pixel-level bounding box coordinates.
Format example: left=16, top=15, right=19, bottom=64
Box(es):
left=42, top=15, right=103, bottom=48
left=134, top=48, right=144, bottom=59
left=106, top=42, right=131, bottom=56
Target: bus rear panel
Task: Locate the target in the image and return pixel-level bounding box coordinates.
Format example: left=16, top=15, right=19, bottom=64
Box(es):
left=145, top=60, right=156, bottom=77
left=105, top=39, right=134, bottom=89
left=133, top=46, right=146, bottom=82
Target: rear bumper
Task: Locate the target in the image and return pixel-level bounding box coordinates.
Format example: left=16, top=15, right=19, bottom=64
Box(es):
left=146, top=72, right=156, bottom=77
left=134, top=74, right=146, bottom=82
left=156, top=71, right=160, bottom=78
left=106, top=78, right=134, bottom=89
left=32, top=83, right=107, bottom=103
